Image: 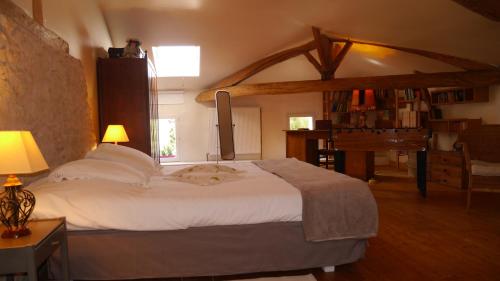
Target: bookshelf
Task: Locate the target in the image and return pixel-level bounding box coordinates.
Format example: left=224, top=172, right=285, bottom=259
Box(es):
left=328, top=89, right=425, bottom=129
left=428, top=118, right=481, bottom=134
left=429, top=87, right=488, bottom=105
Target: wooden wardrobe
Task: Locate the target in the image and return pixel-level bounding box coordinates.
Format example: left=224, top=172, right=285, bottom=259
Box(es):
left=97, top=56, right=159, bottom=162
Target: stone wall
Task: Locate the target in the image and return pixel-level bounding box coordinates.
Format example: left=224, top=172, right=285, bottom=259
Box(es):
left=0, top=0, right=93, bottom=180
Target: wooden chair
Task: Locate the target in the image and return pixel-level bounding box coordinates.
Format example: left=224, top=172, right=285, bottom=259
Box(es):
left=315, top=120, right=335, bottom=169
left=455, top=125, right=500, bottom=209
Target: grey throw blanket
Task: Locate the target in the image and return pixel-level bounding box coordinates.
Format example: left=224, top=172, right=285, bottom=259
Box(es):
left=253, top=158, right=378, bottom=242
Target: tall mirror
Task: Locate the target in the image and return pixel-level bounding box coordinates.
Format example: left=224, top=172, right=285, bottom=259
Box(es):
left=215, top=91, right=235, bottom=161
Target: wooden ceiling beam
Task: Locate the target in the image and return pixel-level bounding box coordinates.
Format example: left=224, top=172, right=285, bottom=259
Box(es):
left=196, top=70, right=500, bottom=102
left=331, top=44, right=342, bottom=60
left=303, top=52, right=322, bottom=74
left=312, top=27, right=334, bottom=78
left=327, top=36, right=497, bottom=71
left=210, top=40, right=317, bottom=89
left=452, top=0, right=500, bottom=22
left=312, top=27, right=328, bottom=69
left=330, top=41, right=353, bottom=74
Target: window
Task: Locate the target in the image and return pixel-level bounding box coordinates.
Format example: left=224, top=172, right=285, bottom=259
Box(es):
left=289, top=116, right=314, bottom=130
left=159, top=118, right=178, bottom=162
left=152, top=46, right=200, bottom=77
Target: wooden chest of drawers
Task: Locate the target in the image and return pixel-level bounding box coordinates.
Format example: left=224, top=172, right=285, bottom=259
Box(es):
left=428, top=150, right=467, bottom=189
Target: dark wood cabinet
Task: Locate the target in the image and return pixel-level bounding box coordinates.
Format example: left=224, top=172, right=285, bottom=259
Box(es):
left=97, top=56, right=159, bottom=161
left=285, top=130, right=330, bottom=165
left=428, top=150, right=467, bottom=189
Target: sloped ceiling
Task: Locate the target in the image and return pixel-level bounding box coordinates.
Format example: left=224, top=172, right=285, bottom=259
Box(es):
left=98, top=0, right=500, bottom=90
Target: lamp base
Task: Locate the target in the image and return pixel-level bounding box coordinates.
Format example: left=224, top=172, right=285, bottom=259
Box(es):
left=1, top=227, right=31, bottom=239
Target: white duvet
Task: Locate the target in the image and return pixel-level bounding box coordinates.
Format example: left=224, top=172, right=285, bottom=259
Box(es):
left=29, top=162, right=302, bottom=231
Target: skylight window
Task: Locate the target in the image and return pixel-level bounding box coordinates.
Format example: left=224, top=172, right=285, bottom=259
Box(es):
left=152, top=46, right=200, bottom=77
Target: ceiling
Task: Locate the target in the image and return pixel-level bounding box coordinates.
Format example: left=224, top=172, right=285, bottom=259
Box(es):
left=98, top=0, right=500, bottom=90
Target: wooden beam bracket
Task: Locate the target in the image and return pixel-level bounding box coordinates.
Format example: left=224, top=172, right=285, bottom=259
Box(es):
left=303, top=52, right=322, bottom=74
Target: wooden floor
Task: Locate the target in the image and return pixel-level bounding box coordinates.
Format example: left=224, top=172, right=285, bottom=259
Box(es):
left=220, top=166, right=500, bottom=281
left=75, top=166, right=500, bottom=281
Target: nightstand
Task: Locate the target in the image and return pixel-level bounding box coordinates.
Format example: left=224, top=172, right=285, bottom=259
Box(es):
left=0, top=218, right=69, bottom=281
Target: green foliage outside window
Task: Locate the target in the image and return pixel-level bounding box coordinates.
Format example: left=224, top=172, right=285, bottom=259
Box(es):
left=289, top=116, right=313, bottom=130
left=160, top=126, right=176, bottom=157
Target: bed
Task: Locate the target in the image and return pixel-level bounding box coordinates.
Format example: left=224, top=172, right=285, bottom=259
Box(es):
left=29, top=144, right=378, bottom=280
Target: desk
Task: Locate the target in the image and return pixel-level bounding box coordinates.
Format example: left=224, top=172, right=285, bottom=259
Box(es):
left=0, top=218, right=69, bottom=281
left=333, top=128, right=430, bottom=197
left=285, top=130, right=329, bottom=165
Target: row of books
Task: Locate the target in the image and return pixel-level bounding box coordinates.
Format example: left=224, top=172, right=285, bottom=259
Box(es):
left=331, top=88, right=419, bottom=113
left=331, top=91, right=351, bottom=112
left=375, top=90, right=394, bottom=109
left=401, top=111, right=418, bottom=128
left=396, top=88, right=418, bottom=101
left=431, top=93, right=449, bottom=103
left=451, top=90, right=473, bottom=102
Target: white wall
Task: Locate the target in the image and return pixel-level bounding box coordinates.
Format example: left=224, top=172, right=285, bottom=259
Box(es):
left=158, top=91, right=211, bottom=161
left=159, top=91, right=322, bottom=161
left=231, top=93, right=322, bottom=159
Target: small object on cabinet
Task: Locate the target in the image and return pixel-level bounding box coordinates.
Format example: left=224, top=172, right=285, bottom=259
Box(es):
left=108, top=47, right=124, bottom=58
left=123, top=38, right=145, bottom=58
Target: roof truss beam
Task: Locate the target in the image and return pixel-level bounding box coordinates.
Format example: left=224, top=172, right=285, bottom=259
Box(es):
left=327, top=36, right=496, bottom=71
left=210, top=40, right=317, bottom=89
left=196, top=70, right=500, bottom=102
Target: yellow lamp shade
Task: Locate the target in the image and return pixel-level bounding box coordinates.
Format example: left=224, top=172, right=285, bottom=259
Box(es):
left=0, top=131, right=49, bottom=175
left=102, top=125, right=129, bottom=144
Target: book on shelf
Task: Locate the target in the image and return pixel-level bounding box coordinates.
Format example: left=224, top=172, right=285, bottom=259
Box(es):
left=331, top=91, right=351, bottom=113
left=396, top=88, right=418, bottom=102
left=401, top=111, right=418, bottom=128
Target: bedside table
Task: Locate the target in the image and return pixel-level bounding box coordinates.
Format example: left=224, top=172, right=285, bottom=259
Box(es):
left=0, top=218, right=69, bottom=281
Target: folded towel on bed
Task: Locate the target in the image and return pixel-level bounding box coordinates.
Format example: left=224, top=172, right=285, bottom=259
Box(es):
left=165, top=164, right=246, bottom=186
left=253, top=158, right=378, bottom=241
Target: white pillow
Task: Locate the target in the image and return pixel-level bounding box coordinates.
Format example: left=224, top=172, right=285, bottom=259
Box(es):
left=85, top=144, right=160, bottom=176
left=48, top=159, right=148, bottom=187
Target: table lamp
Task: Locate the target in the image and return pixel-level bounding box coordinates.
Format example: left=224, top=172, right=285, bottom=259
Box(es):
left=102, top=125, right=129, bottom=145
left=0, top=131, right=48, bottom=238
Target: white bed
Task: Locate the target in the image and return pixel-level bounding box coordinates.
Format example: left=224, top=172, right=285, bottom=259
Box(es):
left=30, top=161, right=302, bottom=231
left=29, top=144, right=376, bottom=279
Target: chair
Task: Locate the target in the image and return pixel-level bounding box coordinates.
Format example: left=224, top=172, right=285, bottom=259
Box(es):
left=455, top=125, right=500, bottom=209
left=315, top=120, right=335, bottom=169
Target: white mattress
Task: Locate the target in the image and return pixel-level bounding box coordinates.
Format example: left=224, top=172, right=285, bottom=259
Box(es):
left=29, top=162, right=302, bottom=231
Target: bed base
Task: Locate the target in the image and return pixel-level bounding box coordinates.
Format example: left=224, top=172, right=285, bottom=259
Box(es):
left=50, top=222, right=366, bottom=280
